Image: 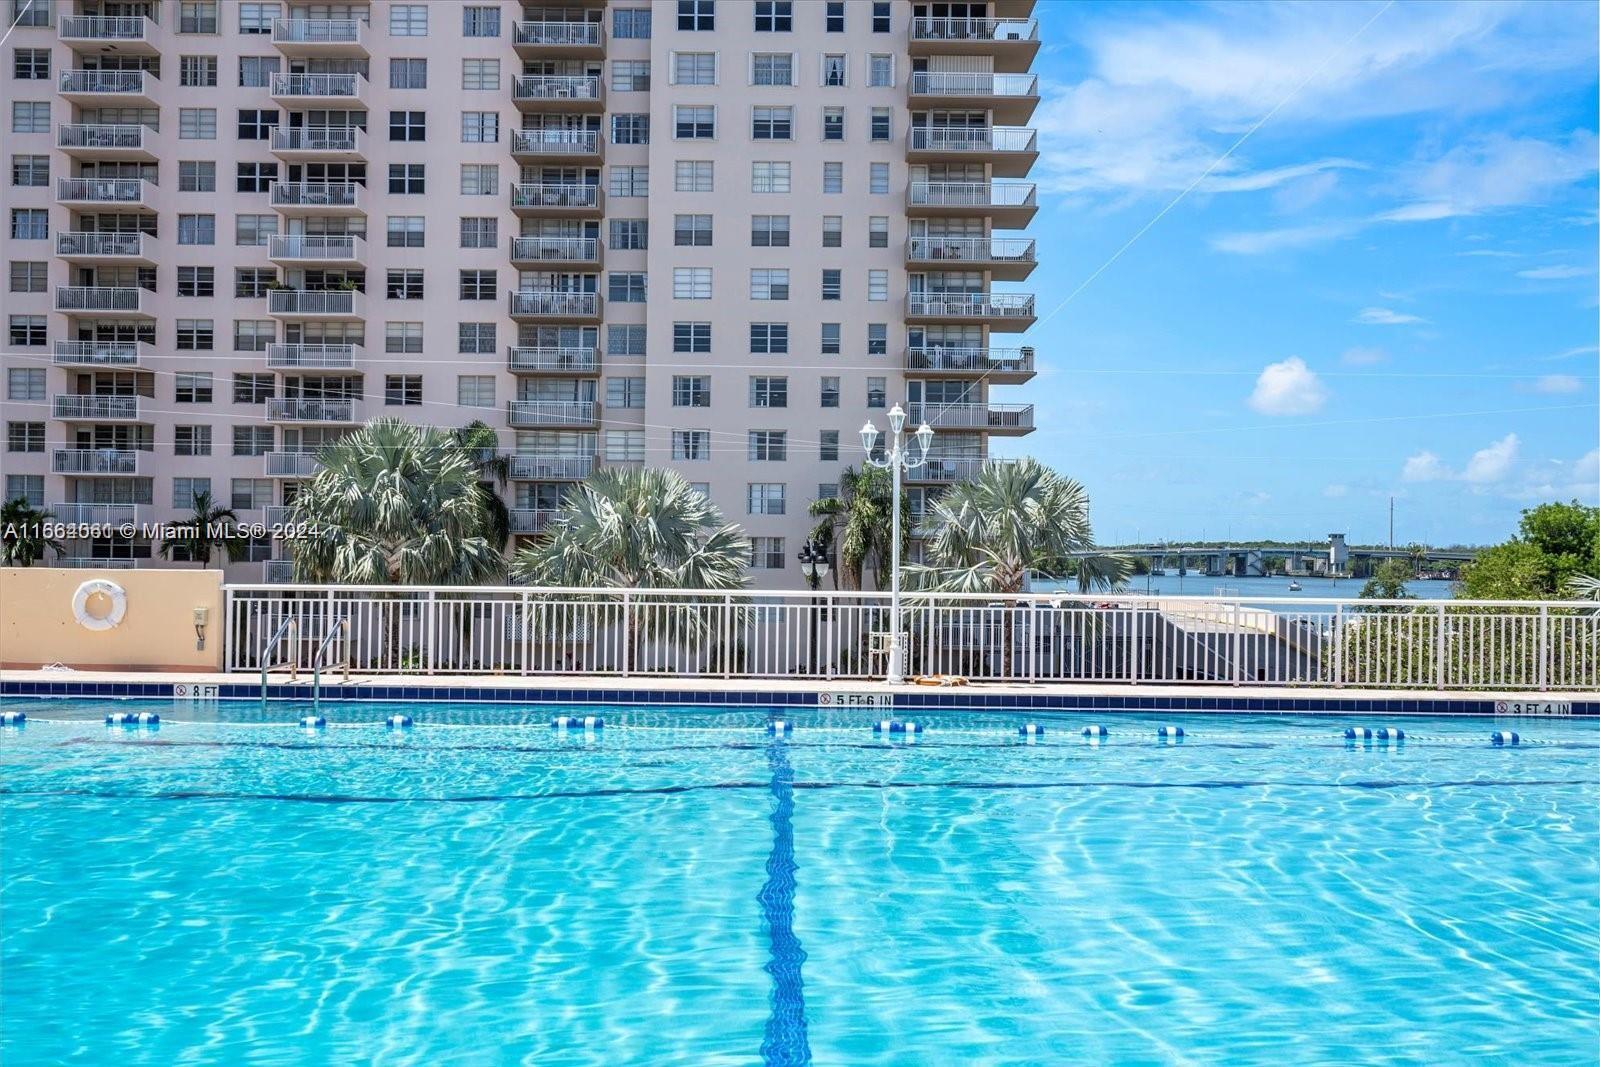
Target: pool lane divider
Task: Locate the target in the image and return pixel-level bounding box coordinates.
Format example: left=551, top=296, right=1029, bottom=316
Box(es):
left=0, top=711, right=24, bottom=726
left=758, top=736, right=812, bottom=1066
left=551, top=715, right=604, bottom=731
left=872, top=720, right=922, bottom=734
left=1345, top=726, right=1405, bottom=742
left=105, top=712, right=158, bottom=727
left=768, top=719, right=792, bottom=736
left=300, top=715, right=326, bottom=730
left=385, top=714, right=413, bottom=730
left=1491, top=731, right=1520, bottom=746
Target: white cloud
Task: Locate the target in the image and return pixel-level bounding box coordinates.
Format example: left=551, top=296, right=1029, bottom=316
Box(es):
left=1340, top=346, right=1389, bottom=366
left=1462, top=433, right=1520, bottom=483
left=1576, top=448, right=1600, bottom=486
left=1356, top=307, right=1427, bottom=325
left=1543, top=344, right=1600, bottom=361
left=1521, top=374, right=1586, bottom=394
left=1322, top=483, right=1349, bottom=498
left=1198, top=159, right=1367, bottom=194
left=1516, top=264, right=1594, bottom=280
left=1402, top=451, right=1451, bottom=482
left=1211, top=221, right=1360, bottom=255
left=1248, top=357, right=1328, bottom=415
left=1387, top=132, right=1600, bottom=221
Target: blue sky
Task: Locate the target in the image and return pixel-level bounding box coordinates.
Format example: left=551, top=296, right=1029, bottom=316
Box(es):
left=997, top=0, right=1599, bottom=546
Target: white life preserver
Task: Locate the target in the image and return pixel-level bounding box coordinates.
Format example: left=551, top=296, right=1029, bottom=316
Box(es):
left=72, top=579, right=128, bottom=631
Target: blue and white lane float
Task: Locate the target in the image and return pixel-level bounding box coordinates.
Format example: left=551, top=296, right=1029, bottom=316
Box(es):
left=1081, top=725, right=1108, bottom=738
left=1346, top=726, right=1405, bottom=741
left=1018, top=723, right=1045, bottom=736
left=106, top=711, right=159, bottom=727
left=768, top=720, right=793, bottom=735
left=1157, top=725, right=1184, bottom=739
left=873, top=720, right=922, bottom=734
left=0, top=711, right=24, bottom=726
left=1491, top=731, right=1520, bottom=746
left=300, top=715, right=326, bottom=730
left=551, top=715, right=603, bottom=730
left=385, top=714, right=413, bottom=730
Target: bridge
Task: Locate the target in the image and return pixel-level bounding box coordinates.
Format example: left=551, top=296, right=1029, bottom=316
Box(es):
left=1069, top=534, right=1479, bottom=578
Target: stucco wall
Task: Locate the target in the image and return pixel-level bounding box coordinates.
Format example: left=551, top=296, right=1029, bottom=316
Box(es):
left=0, top=568, right=224, bottom=671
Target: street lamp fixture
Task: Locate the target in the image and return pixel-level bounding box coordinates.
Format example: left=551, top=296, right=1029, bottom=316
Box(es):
left=797, top=537, right=832, bottom=677
left=862, top=403, right=934, bottom=684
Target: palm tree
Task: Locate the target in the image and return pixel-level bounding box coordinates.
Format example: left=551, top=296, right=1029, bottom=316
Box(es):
left=512, top=466, right=750, bottom=667
left=158, top=490, right=242, bottom=568
left=450, top=419, right=512, bottom=550
left=807, top=465, right=908, bottom=591
left=1, top=498, right=64, bottom=567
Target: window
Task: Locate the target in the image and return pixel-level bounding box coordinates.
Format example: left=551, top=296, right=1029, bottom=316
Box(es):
left=11, top=155, right=47, bottom=186
left=748, top=483, right=786, bottom=516
left=606, top=377, right=645, bottom=409
left=172, top=477, right=212, bottom=511
left=675, top=161, right=713, bottom=192
left=868, top=270, right=889, bottom=301
left=869, top=217, right=889, bottom=248
left=459, top=270, right=496, bottom=300
left=179, top=107, right=216, bottom=139
left=819, top=431, right=840, bottom=462
left=752, top=106, right=792, bottom=140
left=390, top=111, right=425, bottom=142
left=674, top=214, right=712, bottom=247
left=8, top=316, right=44, bottom=346
left=869, top=55, right=894, bottom=87
left=608, top=325, right=646, bottom=356
left=462, top=5, right=500, bottom=36
left=673, top=322, right=711, bottom=353
left=236, top=108, right=278, bottom=140
left=390, top=4, right=428, bottom=36
left=822, top=107, right=844, bottom=141
left=234, top=320, right=274, bottom=352
left=820, top=323, right=841, bottom=355
left=175, top=372, right=213, bottom=403
left=177, top=214, right=215, bottom=245
left=751, top=161, right=790, bottom=193
left=754, top=1, right=791, bottom=31
left=390, top=58, right=427, bottom=89
left=867, top=323, right=887, bottom=355
left=611, top=165, right=649, bottom=197
left=458, top=323, right=495, bottom=353
left=823, top=55, right=846, bottom=86
left=609, top=272, right=647, bottom=303
left=750, top=537, right=785, bottom=570
left=672, top=430, right=710, bottom=461
left=389, top=164, right=425, bottom=194
left=870, top=162, right=890, bottom=194
left=673, top=268, right=711, bottom=299
left=871, top=109, right=891, bottom=141
left=6, top=423, right=44, bottom=453
left=872, top=2, right=891, bottom=32
left=822, top=269, right=842, bottom=301
left=614, top=8, right=652, bottom=39
left=609, top=219, right=648, bottom=250
left=387, top=217, right=425, bottom=249
left=749, top=430, right=787, bottom=461
left=177, top=320, right=215, bottom=351
left=385, top=375, right=422, bottom=406
left=750, top=376, right=788, bottom=408
left=612, top=114, right=649, bottom=145
left=673, top=52, right=715, bottom=84
left=822, top=215, right=842, bottom=248
left=236, top=269, right=275, bottom=298
left=233, top=426, right=274, bottom=457
left=674, top=105, right=714, bottom=139
left=11, top=102, right=48, bottom=133
left=5, top=476, right=43, bottom=508
left=460, top=217, right=497, bottom=249
left=458, top=376, right=496, bottom=407
left=386, top=322, right=423, bottom=353
left=237, top=56, right=275, bottom=87
left=178, top=266, right=215, bottom=297
left=175, top=427, right=211, bottom=458
left=13, top=49, right=46, bottom=79
left=677, top=0, right=714, bottom=31
left=6, top=368, right=43, bottom=400
left=460, top=164, right=497, bottom=195
left=749, top=323, right=788, bottom=354
left=751, top=215, right=789, bottom=247
left=462, top=112, right=498, bottom=143
left=10, top=0, right=50, bottom=27
left=179, top=160, right=215, bottom=192
left=234, top=214, right=274, bottom=246
left=387, top=269, right=424, bottom=299
left=823, top=162, right=843, bottom=194
left=461, top=58, right=499, bottom=90
left=750, top=269, right=789, bottom=300
left=867, top=377, right=887, bottom=408
left=231, top=479, right=273, bottom=511
left=10, top=208, right=45, bottom=240
left=612, top=60, right=650, bottom=92
left=236, top=161, right=277, bottom=192
left=820, top=377, right=840, bottom=408
left=8, top=262, right=45, bottom=292
left=604, top=429, right=646, bottom=465
left=826, top=2, right=845, bottom=32
left=752, top=53, right=792, bottom=85
left=672, top=376, right=710, bottom=408
left=238, top=3, right=276, bottom=33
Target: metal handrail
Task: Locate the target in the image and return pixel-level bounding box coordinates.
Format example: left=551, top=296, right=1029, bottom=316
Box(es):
left=259, top=616, right=299, bottom=710
left=311, top=618, right=350, bottom=711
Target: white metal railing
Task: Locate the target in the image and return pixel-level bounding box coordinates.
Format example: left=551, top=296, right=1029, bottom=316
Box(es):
left=53, top=394, right=140, bottom=420
left=511, top=182, right=599, bottom=210
left=507, top=346, right=599, bottom=373
left=54, top=340, right=143, bottom=366
left=56, top=286, right=144, bottom=312
left=59, top=14, right=154, bottom=40
left=907, top=293, right=1036, bottom=318
left=268, top=289, right=358, bottom=316
left=271, top=182, right=361, bottom=209
left=907, top=457, right=987, bottom=482
left=509, top=290, right=600, bottom=317
left=267, top=398, right=356, bottom=422
left=270, top=72, right=360, bottom=97
left=513, top=75, right=602, bottom=102
left=266, top=343, right=355, bottom=369
left=515, top=20, right=602, bottom=47
left=906, top=346, right=1034, bottom=374
left=270, top=126, right=363, bottom=153
left=272, top=18, right=363, bottom=45
left=51, top=502, right=139, bottom=525
left=509, top=454, right=595, bottom=480
left=908, top=181, right=1036, bottom=210
left=56, top=232, right=148, bottom=258
left=265, top=452, right=321, bottom=477
left=265, top=560, right=297, bottom=583
left=57, top=124, right=147, bottom=151
left=269, top=234, right=362, bottom=260
left=911, top=17, right=1038, bottom=43
left=59, top=557, right=139, bottom=570
left=59, top=69, right=152, bottom=95
left=220, top=586, right=1600, bottom=690
left=512, top=128, right=601, bottom=154
left=509, top=509, right=561, bottom=533
left=908, top=126, right=1038, bottom=154
left=907, top=236, right=1036, bottom=265
left=910, top=72, right=1039, bottom=98
left=506, top=399, right=600, bottom=427
left=510, top=236, right=600, bottom=263
left=906, top=402, right=1035, bottom=430
left=53, top=448, right=139, bottom=475
left=57, top=177, right=150, bottom=202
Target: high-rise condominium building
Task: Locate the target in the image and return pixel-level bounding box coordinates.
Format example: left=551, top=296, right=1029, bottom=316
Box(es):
left=2, top=0, right=1038, bottom=586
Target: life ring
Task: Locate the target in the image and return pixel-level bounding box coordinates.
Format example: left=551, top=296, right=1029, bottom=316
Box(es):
left=72, top=579, right=127, bottom=631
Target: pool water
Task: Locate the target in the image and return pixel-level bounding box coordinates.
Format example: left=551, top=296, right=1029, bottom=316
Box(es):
left=2, top=701, right=1596, bottom=1066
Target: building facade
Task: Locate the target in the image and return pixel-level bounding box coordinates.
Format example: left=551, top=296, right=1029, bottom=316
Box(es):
left=2, top=0, right=1038, bottom=585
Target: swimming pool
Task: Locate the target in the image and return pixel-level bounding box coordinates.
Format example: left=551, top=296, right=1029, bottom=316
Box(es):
left=3, top=700, right=1596, bottom=1065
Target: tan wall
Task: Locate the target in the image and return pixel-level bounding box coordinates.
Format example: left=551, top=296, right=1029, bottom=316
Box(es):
left=0, top=568, right=224, bottom=671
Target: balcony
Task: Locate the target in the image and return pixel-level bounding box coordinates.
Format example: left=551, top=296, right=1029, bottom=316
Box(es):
left=58, top=69, right=156, bottom=104
left=906, top=458, right=987, bottom=484
left=270, top=181, right=364, bottom=216
left=506, top=400, right=600, bottom=429
left=272, top=18, right=368, bottom=57
left=906, top=236, right=1037, bottom=280
left=57, top=124, right=154, bottom=161
left=905, top=403, right=1036, bottom=436
left=507, top=346, right=600, bottom=375
left=906, top=126, right=1038, bottom=177
left=56, top=231, right=158, bottom=265
left=55, top=286, right=152, bottom=318
left=513, top=20, right=604, bottom=58
left=508, top=290, right=602, bottom=323
left=54, top=340, right=148, bottom=367
left=59, top=14, right=160, bottom=54
left=509, top=235, right=601, bottom=269
left=265, top=452, right=321, bottom=478
left=269, top=71, right=365, bottom=106
left=510, top=509, right=562, bottom=534
left=53, top=394, right=142, bottom=422
left=263, top=505, right=295, bottom=527
left=909, top=72, right=1040, bottom=124
left=51, top=502, right=142, bottom=525
left=910, top=17, right=1041, bottom=71
left=270, top=126, right=365, bottom=161
left=53, top=449, right=140, bottom=475
left=905, top=346, right=1036, bottom=383
left=267, top=289, right=364, bottom=320
left=511, top=182, right=603, bottom=217
left=509, top=454, right=596, bottom=480
left=58, top=556, right=140, bottom=569
left=56, top=176, right=154, bottom=209
left=513, top=75, right=604, bottom=112
left=265, top=343, right=357, bottom=370
left=906, top=181, right=1037, bottom=227
left=268, top=234, right=365, bottom=266
left=511, top=128, right=603, bottom=163
left=264, top=560, right=296, bottom=583
left=905, top=292, right=1037, bottom=331
left=267, top=398, right=358, bottom=423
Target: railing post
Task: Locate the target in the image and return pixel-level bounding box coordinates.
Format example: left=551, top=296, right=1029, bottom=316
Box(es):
left=521, top=591, right=533, bottom=675
left=1332, top=605, right=1343, bottom=688
left=620, top=591, right=632, bottom=677
left=1537, top=604, right=1549, bottom=692
left=425, top=590, right=436, bottom=674
left=1231, top=602, right=1242, bottom=686
left=1027, top=600, right=1038, bottom=682
left=1434, top=602, right=1447, bottom=690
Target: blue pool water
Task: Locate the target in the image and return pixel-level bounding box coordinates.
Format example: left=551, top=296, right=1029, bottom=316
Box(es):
left=2, top=700, right=1596, bottom=1066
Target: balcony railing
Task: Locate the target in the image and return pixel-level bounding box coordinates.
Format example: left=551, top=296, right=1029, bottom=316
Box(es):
left=906, top=293, right=1036, bottom=319
left=270, top=126, right=363, bottom=154
left=267, top=398, right=356, bottom=422
left=53, top=449, right=139, bottom=475
left=270, top=182, right=362, bottom=210
left=53, top=395, right=141, bottom=421
left=510, top=236, right=599, bottom=263
left=58, top=69, right=153, bottom=96
left=906, top=347, right=1035, bottom=375
left=265, top=343, right=356, bottom=369
left=55, top=286, right=146, bottom=313
left=54, top=341, right=144, bottom=367
left=56, top=232, right=150, bottom=259
left=269, top=72, right=361, bottom=98
left=513, top=74, right=602, bottom=103
left=507, top=346, right=600, bottom=374
left=905, top=403, right=1035, bottom=431
left=59, top=557, right=140, bottom=569
left=908, top=126, right=1038, bottom=154
left=57, top=124, right=147, bottom=151
left=907, top=236, right=1036, bottom=266
left=56, top=177, right=150, bottom=203
left=268, top=234, right=363, bottom=261
left=59, top=14, right=155, bottom=41
left=514, top=21, right=602, bottom=47
left=509, top=454, right=595, bottom=480
left=272, top=18, right=364, bottom=45
left=506, top=400, right=600, bottom=428
left=908, top=458, right=988, bottom=483
left=267, top=289, right=359, bottom=316
left=51, top=503, right=140, bottom=525
left=911, top=16, right=1038, bottom=42
left=265, top=452, right=321, bottom=477
left=511, top=182, right=600, bottom=210
left=264, top=560, right=297, bottom=583
left=909, top=72, right=1039, bottom=98
left=511, top=129, right=601, bottom=155
left=907, top=181, right=1037, bottom=211
left=509, top=291, right=600, bottom=318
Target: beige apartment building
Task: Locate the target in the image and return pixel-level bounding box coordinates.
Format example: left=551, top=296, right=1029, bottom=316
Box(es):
left=1, top=0, right=1038, bottom=586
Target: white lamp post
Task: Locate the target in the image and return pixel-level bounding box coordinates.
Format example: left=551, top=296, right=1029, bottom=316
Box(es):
left=862, top=404, right=934, bottom=684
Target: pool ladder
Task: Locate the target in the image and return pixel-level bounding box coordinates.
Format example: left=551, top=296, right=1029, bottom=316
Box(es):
left=259, top=618, right=348, bottom=715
